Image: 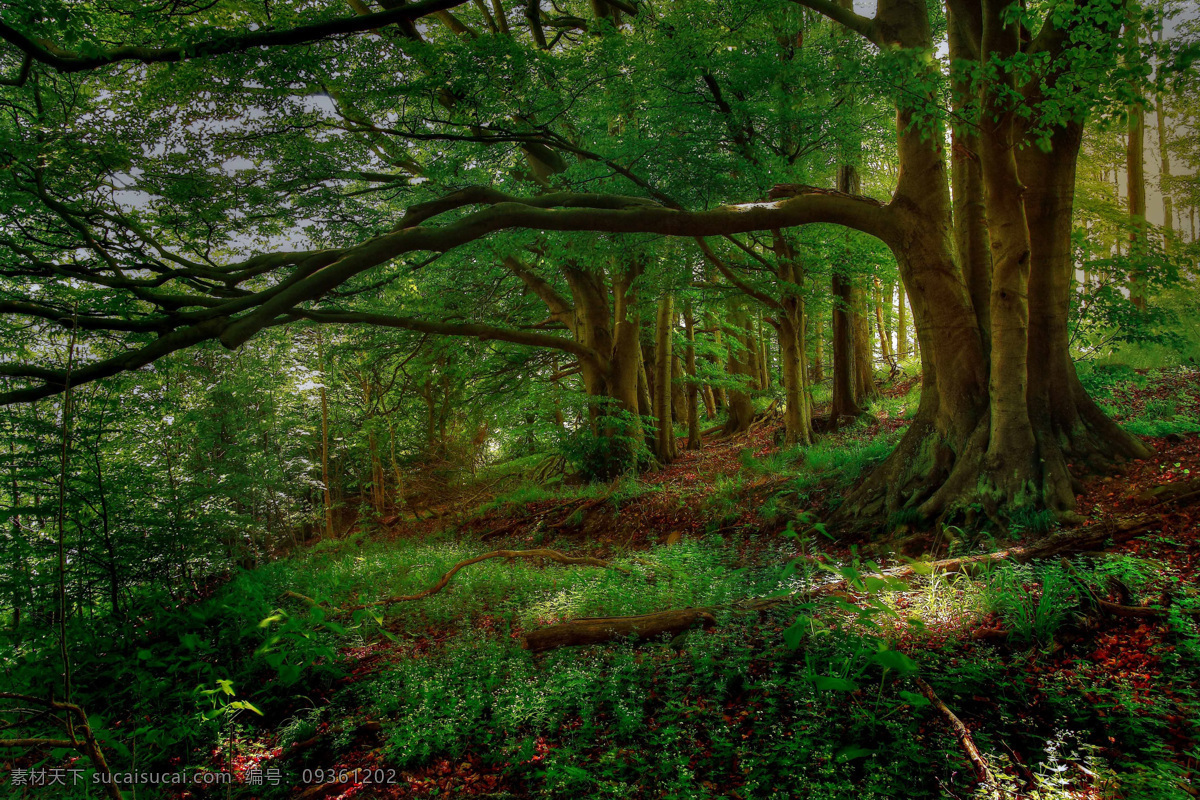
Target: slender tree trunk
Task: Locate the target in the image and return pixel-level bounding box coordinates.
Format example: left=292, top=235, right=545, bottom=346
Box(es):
left=950, top=9, right=993, bottom=357
left=757, top=312, right=771, bottom=390
left=831, top=165, right=864, bottom=426
left=702, top=385, right=717, bottom=420
left=671, top=348, right=687, bottom=425
left=1155, top=91, right=1173, bottom=254
left=608, top=264, right=644, bottom=444
left=851, top=283, right=877, bottom=402
left=653, top=293, right=677, bottom=462
left=684, top=304, right=703, bottom=449
left=316, top=331, right=336, bottom=537
left=896, top=289, right=908, bottom=359
left=723, top=301, right=756, bottom=434
left=812, top=323, right=825, bottom=382
left=746, top=313, right=763, bottom=392
left=711, top=320, right=729, bottom=411
left=778, top=257, right=814, bottom=446
left=874, top=277, right=894, bottom=367
left=1127, top=102, right=1148, bottom=310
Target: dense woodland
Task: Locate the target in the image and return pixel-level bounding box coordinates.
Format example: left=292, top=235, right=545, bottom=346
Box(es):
left=1, top=0, right=1199, bottom=797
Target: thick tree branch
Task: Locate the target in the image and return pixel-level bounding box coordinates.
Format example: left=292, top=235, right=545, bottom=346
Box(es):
left=294, top=309, right=607, bottom=367
left=219, top=188, right=891, bottom=348
left=3, top=187, right=892, bottom=403
left=0, top=0, right=471, bottom=73
left=785, top=0, right=879, bottom=45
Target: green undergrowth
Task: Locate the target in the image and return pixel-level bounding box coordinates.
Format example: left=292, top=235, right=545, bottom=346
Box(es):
left=4, top=377, right=1199, bottom=798
left=4, top=534, right=1198, bottom=798
left=1081, top=364, right=1200, bottom=437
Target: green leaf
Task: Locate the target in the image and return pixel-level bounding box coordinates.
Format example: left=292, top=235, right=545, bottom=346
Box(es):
left=813, top=676, right=858, bottom=692
left=835, top=745, right=874, bottom=762
left=872, top=648, right=918, bottom=675
left=783, top=617, right=808, bottom=650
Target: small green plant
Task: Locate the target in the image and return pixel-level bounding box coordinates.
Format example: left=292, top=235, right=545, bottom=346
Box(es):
left=985, top=564, right=1078, bottom=645
left=1143, top=398, right=1177, bottom=420
left=1008, top=507, right=1056, bottom=536
left=556, top=407, right=652, bottom=482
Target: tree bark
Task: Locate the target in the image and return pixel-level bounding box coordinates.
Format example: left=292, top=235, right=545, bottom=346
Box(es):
left=316, top=328, right=334, bottom=539
left=723, top=301, right=756, bottom=434
left=836, top=0, right=1151, bottom=525
left=653, top=293, right=677, bottom=462
left=683, top=304, right=703, bottom=449
left=852, top=282, right=877, bottom=402
left=830, top=166, right=864, bottom=427
left=524, top=609, right=717, bottom=653
left=812, top=322, right=825, bottom=382
left=1155, top=84, right=1173, bottom=254
left=1127, top=102, right=1148, bottom=310
left=874, top=277, right=894, bottom=368
left=776, top=234, right=814, bottom=445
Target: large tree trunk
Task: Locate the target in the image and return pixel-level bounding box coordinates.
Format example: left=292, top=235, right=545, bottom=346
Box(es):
left=1020, top=123, right=1152, bottom=500
left=838, top=0, right=1150, bottom=526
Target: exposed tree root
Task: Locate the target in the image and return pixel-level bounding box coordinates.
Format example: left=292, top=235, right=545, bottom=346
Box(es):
left=480, top=486, right=617, bottom=540
left=521, top=514, right=1165, bottom=651
left=1137, top=477, right=1200, bottom=508
left=1060, top=559, right=1200, bottom=621
left=285, top=549, right=623, bottom=615
left=836, top=393, right=1158, bottom=527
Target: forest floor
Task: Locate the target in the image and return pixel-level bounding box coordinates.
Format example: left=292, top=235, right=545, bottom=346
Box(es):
left=5, top=367, right=1200, bottom=800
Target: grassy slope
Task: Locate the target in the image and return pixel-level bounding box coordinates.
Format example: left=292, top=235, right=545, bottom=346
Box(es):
left=2, top=368, right=1199, bottom=800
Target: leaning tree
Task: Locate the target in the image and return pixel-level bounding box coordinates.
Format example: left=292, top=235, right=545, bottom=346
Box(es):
left=0, top=0, right=1170, bottom=523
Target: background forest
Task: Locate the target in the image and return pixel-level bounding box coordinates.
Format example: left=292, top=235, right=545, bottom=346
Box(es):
left=1, top=0, right=1199, bottom=797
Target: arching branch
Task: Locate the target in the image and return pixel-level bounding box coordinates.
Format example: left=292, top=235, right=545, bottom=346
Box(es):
left=294, top=309, right=607, bottom=367
left=0, top=0, right=471, bottom=73
left=784, top=0, right=879, bottom=45
left=2, top=186, right=894, bottom=404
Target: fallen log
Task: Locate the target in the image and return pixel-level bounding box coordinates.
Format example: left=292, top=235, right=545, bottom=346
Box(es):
left=520, top=515, right=1167, bottom=652
left=523, top=609, right=717, bottom=653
